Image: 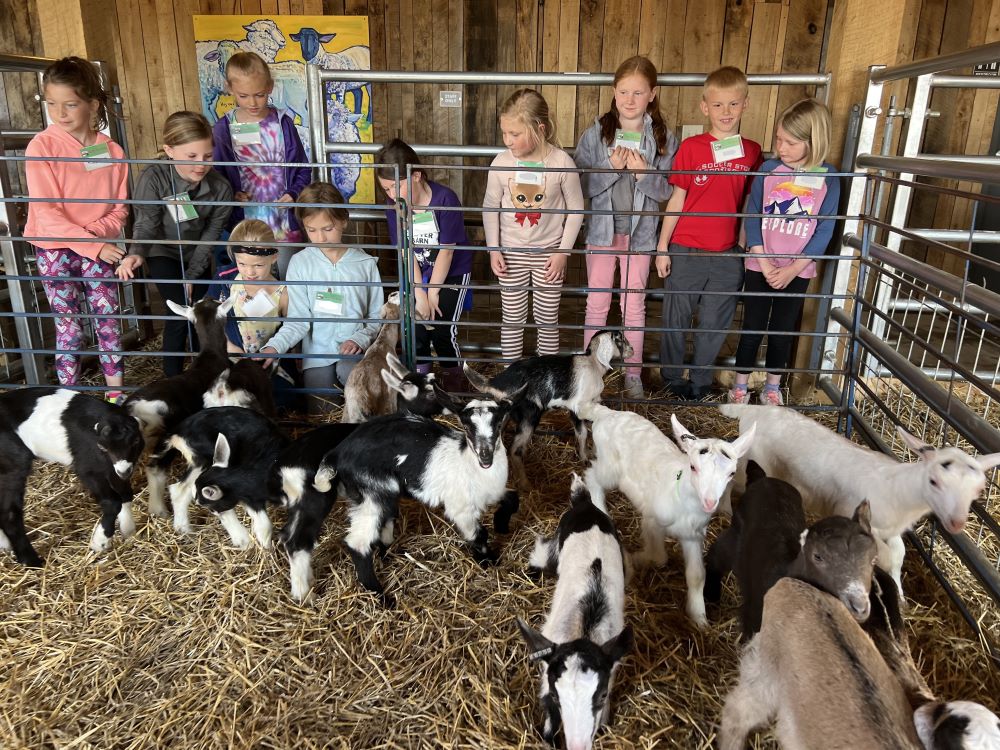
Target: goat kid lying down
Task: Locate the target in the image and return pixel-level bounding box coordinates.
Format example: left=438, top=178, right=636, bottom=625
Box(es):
left=718, top=404, right=1000, bottom=592
left=518, top=474, right=633, bottom=750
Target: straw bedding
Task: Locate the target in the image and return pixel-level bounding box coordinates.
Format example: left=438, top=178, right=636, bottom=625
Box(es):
left=1, top=368, right=998, bottom=749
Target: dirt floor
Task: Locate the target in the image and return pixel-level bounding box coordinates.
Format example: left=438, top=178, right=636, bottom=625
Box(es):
left=1, top=371, right=998, bottom=749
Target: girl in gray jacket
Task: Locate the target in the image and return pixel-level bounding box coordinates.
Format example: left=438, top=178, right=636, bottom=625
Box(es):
left=574, top=56, right=678, bottom=398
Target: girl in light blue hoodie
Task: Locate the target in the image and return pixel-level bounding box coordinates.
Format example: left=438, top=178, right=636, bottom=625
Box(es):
left=259, top=182, right=383, bottom=414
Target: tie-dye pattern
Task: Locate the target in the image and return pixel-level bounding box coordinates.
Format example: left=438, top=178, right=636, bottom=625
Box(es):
left=231, top=110, right=302, bottom=243
left=35, top=248, right=123, bottom=385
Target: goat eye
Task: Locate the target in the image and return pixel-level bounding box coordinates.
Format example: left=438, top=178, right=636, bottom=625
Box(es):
left=812, top=552, right=823, bottom=563
left=729, top=471, right=736, bottom=478
left=940, top=460, right=952, bottom=470
left=699, top=447, right=709, bottom=455
left=929, top=478, right=939, bottom=488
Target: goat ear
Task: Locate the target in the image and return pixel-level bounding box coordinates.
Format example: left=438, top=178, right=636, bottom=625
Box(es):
left=975, top=452, right=1000, bottom=471
left=601, top=625, right=634, bottom=664
left=165, top=299, right=195, bottom=322
left=382, top=369, right=419, bottom=401
left=463, top=363, right=506, bottom=400
left=853, top=500, right=872, bottom=533
left=216, top=296, right=236, bottom=318
left=593, top=333, right=615, bottom=370
left=671, top=414, right=695, bottom=448
left=897, top=426, right=934, bottom=458
left=729, top=422, right=757, bottom=459
left=385, top=352, right=409, bottom=378
left=516, top=618, right=554, bottom=662
left=799, top=528, right=809, bottom=549
left=212, top=433, right=231, bottom=468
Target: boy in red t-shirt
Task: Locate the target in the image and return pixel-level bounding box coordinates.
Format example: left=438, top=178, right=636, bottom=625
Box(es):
left=655, top=66, right=762, bottom=400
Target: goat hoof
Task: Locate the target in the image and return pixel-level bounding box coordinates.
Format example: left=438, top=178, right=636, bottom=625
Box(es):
left=526, top=565, right=543, bottom=581
left=18, top=551, right=45, bottom=568
left=475, top=547, right=500, bottom=567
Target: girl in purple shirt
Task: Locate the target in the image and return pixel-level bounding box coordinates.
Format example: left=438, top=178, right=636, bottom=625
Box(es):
left=375, top=138, right=473, bottom=391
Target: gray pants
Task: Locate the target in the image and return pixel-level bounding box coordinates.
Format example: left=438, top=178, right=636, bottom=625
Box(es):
left=303, top=359, right=356, bottom=416
left=659, top=244, right=744, bottom=388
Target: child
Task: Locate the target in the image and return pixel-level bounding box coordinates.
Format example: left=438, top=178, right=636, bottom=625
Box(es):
left=483, top=88, right=584, bottom=360
left=206, top=219, right=299, bottom=410
left=655, top=66, right=763, bottom=400
left=257, top=182, right=382, bottom=415
left=25, top=57, right=129, bottom=400
left=212, top=51, right=311, bottom=279
left=574, top=55, right=678, bottom=399
left=728, top=99, right=840, bottom=406
left=374, top=137, right=472, bottom=391
left=118, top=110, right=234, bottom=376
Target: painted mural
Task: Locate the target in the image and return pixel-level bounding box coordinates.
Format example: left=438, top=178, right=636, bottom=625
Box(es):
left=193, top=15, right=374, bottom=204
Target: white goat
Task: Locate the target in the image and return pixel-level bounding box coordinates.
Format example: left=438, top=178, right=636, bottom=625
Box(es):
left=517, top=474, right=632, bottom=750
left=718, top=404, right=1000, bottom=592
left=580, top=403, right=755, bottom=627
left=719, top=577, right=922, bottom=750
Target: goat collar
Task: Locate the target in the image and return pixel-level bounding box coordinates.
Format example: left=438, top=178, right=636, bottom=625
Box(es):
left=528, top=646, right=553, bottom=661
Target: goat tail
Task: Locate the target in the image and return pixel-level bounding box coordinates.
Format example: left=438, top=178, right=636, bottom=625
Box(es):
left=313, top=450, right=339, bottom=494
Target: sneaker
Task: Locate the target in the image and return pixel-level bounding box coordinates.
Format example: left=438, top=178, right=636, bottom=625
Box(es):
left=759, top=388, right=784, bottom=406
left=105, top=391, right=126, bottom=406
left=623, top=374, right=645, bottom=399
left=727, top=386, right=751, bottom=405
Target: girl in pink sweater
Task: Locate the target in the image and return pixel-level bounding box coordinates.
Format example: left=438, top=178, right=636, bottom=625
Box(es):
left=25, top=57, right=129, bottom=398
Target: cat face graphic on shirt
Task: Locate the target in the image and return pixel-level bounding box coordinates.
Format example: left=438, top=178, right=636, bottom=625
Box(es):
left=508, top=177, right=546, bottom=228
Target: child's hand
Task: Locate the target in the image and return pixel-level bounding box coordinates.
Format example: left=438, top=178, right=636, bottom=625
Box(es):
left=277, top=193, right=294, bottom=203
left=99, top=243, right=125, bottom=265
left=254, top=346, right=278, bottom=368
left=625, top=149, right=648, bottom=172
left=415, top=292, right=431, bottom=321
left=490, top=250, right=508, bottom=277
left=655, top=253, right=672, bottom=278
left=767, top=266, right=799, bottom=290
left=609, top=147, right=629, bottom=170
left=115, top=255, right=143, bottom=280
left=235, top=191, right=251, bottom=202
left=544, top=253, right=568, bottom=283
left=426, top=288, right=442, bottom=320
left=339, top=340, right=362, bottom=355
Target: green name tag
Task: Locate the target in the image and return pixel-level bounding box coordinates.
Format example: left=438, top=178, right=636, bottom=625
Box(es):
left=231, top=121, right=262, bottom=146
left=614, top=129, right=642, bottom=151
left=711, top=134, right=744, bottom=163
left=163, top=192, right=198, bottom=223
left=315, top=290, right=344, bottom=316
left=515, top=160, right=544, bottom=185
left=81, top=142, right=111, bottom=171
left=794, top=166, right=828, bottom=189
left=411, top=211, right=439, bottom=246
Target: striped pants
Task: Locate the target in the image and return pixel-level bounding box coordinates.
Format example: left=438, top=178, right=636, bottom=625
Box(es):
left=498, top=250, right=563, bottom=360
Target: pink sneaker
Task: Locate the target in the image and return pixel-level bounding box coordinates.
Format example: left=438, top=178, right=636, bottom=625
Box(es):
left=759, top=388, right=784, bottom=406
left=727, top=387, right=751, bottom=405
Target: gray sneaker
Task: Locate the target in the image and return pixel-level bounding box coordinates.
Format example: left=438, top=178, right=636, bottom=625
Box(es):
left=624, top=374, right=645, bottom=399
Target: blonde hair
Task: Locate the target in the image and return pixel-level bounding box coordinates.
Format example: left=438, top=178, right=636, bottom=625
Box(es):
left=225, top=51, right=273, bottom=86
left=295, top=181, right=349, bottom=227
left=777, top=98, right=832, bottom=169
left=228, top=219, right=277, bottom=262
left=703, top=66, right=749, bottom=98
left=499, top=88, right=557, bottom=148
left=162, top=111, right=212, bottom=148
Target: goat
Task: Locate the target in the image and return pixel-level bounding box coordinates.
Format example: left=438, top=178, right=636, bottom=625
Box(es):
left=719, top=577, right=922, bottom=750
left=342, top=293, right=424, bottom=423
left=718, top=404, right=1000, bottom=592
left=863, top=567, right=1000, bottom=750
left=705, top=461, right=878, bottom=638
left=464, top=329, right=632, bottom=491
left=202, top=360, right=277, bottom=417
left=0, top=389, right=143, bottom=565
left=147, top=407, right=287, bottom=549
left=277, top=361, right=461, bottom=602
left=580, top=402, right=754, bottom=628
left=517, top=473, right=633, bottom=750
left=310, top=396, right=521, bottom=605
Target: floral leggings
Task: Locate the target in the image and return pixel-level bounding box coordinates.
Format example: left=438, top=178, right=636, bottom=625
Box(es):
left=35, top=248, right=123, bottom=385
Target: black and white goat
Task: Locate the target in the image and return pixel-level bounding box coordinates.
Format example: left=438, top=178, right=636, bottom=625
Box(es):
left=0, top=388, right=143, bottom=565
left=464, top=329, right=632, bottom=490
left=309, top=396, right=521, bottom=605
left=125, top=296, right=234, bottom=450
left=517, top=474, right=633, bottom=750
left=277, top=359, right=460, bottom=602
left=202, top=360, right=277, bottom=417
left=148, top=406, right=287, bottom=548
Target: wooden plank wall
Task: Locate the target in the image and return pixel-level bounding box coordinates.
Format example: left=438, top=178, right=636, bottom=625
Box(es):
left=0, top=0, right=45, bottom=193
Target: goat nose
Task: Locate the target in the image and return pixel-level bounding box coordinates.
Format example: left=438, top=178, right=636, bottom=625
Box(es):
left=947, top=517, right=967, bottom=533
left=849, top=597, right=871, bottom=621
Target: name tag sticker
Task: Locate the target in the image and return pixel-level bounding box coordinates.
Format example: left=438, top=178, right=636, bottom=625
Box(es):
left=231, top=121, right=262, bottom=146
left=711, top=134, right=744, bottom=163
left=315, top=290, right=344, bottom=316
left=81, top=142, right=112, bottom=171
left=163, top=192, right=198, bottom=223
left=614, top=129, right=642, bottom=151
left=515, top=160, right=545, bottom=185
left=411, top=211, right=439, bottom=246
left=243, top=289, right=275, bottom=317
left=794, top=167, right=828, bottom=190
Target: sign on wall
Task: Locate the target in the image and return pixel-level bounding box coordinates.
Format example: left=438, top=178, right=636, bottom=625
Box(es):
left=193, top=15, right=374, bottom=204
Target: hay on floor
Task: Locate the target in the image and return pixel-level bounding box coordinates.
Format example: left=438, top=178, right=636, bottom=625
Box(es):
left=1, top=372, right=998, bottom=749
